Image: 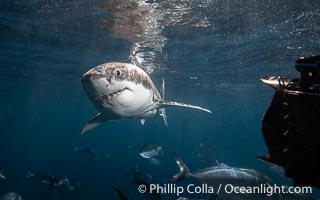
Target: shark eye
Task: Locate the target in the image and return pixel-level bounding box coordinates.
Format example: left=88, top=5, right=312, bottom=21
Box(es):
left=114, top=69, right=122, bottom=77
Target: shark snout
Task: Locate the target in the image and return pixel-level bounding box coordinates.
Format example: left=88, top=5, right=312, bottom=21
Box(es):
left=81, top=73, right=93, bottom=82
left=81, top=70, right=107, bottom=83
left=81, top=69, right=112, bottom=97
left=82, top=69, right=100, bottom=80
left=82, top=74, right=111, bottom=90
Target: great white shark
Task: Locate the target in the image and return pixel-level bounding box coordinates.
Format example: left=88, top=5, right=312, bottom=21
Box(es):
left=80, top=62, right=211, bottom=135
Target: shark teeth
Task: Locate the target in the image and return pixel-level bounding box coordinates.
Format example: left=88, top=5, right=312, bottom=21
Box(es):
left=107, top=87, right=129, bottom=100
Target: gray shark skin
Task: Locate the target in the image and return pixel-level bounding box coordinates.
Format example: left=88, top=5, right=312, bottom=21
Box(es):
left=25, top=171, right=69, bottom=193
left=80, top=62, right=211, bottom=135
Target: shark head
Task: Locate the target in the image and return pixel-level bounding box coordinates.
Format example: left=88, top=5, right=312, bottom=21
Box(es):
left=81, top=62, right=158, bottom=116
left=82, top=63, right=132, bottom=99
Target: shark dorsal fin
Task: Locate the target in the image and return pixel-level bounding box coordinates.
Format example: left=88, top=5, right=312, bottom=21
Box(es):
left=215, top=160, right=231, bottom=168
left=218, top=163, right=231, bottom=168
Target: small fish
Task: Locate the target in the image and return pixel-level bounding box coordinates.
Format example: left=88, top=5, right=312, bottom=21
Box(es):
left=25, top=171, right=68, bottom=193
left=171, top=153, right=278, bottom=199
left=112, top=186, right=127, bottom=200
left=42, top=175, right=68, bottom=193
left=0, top=162, right=7, bottom=180
left=74, top=146, right=98, bottom=160
left=25, top=171, right=55, bottom=181
left=0, top=192, right=23, bottom=200
left=139, top=143, right=163, bottom=159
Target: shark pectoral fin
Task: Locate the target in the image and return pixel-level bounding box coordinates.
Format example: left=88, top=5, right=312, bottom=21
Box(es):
left=140, top=119, right=146, bottom=125
left=158, top=101, right=212, bottom=114
left=81, top=113, right=117, bottom=135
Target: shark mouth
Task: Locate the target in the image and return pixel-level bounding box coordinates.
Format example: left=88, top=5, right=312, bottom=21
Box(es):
left=94, top=87, right=130, bottom=101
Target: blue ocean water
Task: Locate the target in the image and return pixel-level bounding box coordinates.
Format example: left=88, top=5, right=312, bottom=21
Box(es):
left=0, top=0, right=319, bottom=199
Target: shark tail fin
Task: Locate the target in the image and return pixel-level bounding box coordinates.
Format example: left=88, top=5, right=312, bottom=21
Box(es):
left=158, top=101, right=212, bottom=114
left=0, top=162, right=7, bottom=180
left=159, top=77, right=168, bottom=126
left=170, top=153, right=191, bottom=182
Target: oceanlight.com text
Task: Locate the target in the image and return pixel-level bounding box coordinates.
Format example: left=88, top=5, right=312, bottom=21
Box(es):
left=224, top=183, right=312, bottom=196
left=137, top=183, right=312, bottom=197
